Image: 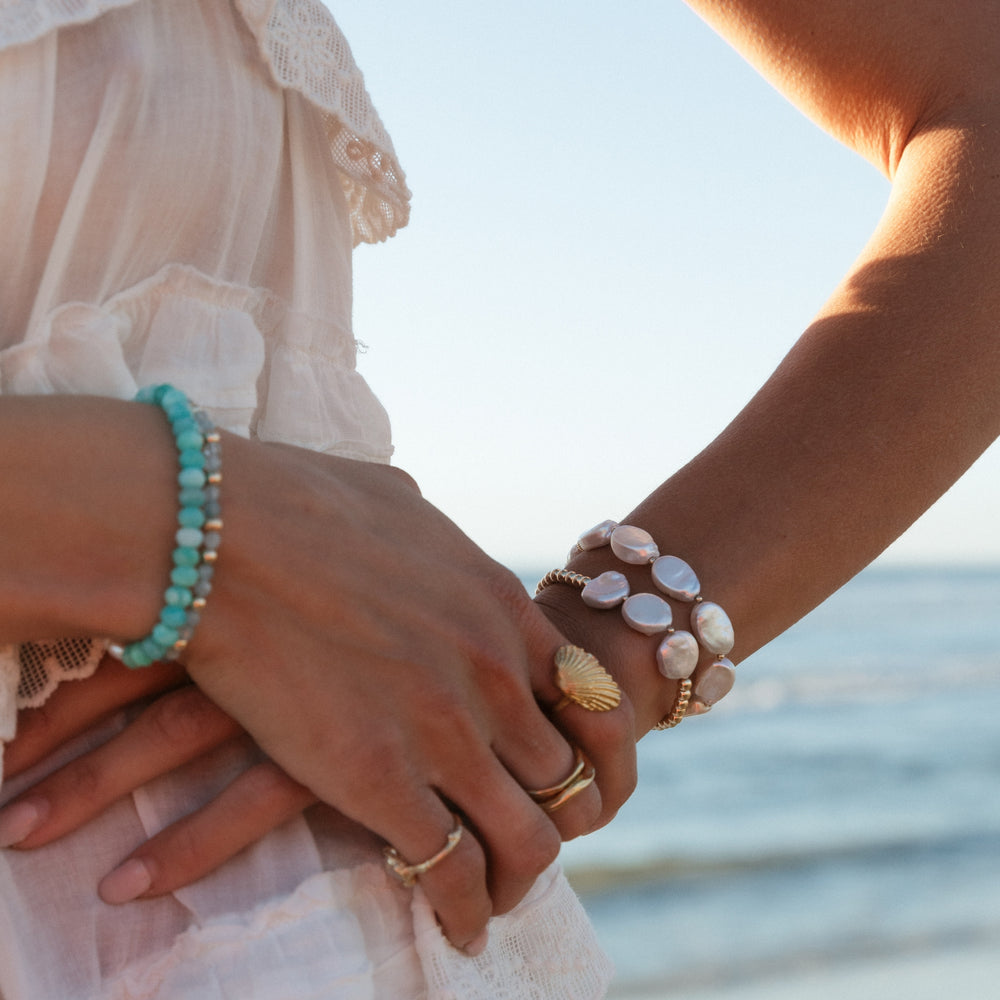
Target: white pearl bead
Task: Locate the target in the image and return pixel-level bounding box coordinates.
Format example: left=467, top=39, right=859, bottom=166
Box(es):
left=651, top=555, right=700, bottom=602
left=621, top=593, right=673, bottom=635
left=581, top=571, right=630, bottom=609
left=693, top=658, right=736, bottom=706
left=691, top=601, right=735, bottom=655
left=656, top=630, right=699, bottom=679
left=610, top=524, right=659, bottom=564
left=577, top=519, right=618, bottom=550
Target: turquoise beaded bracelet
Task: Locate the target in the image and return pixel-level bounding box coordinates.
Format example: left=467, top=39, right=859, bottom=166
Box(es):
left=108, top=385, right=222, bottom=669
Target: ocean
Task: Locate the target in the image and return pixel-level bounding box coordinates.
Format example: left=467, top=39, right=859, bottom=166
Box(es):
left=519, top=565, right=1000, bottom=999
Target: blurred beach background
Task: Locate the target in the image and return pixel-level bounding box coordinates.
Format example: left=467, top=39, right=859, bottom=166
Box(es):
left=328, top=4, right=1000, bottom=996
left=533, top=563, right=1000, bottom=999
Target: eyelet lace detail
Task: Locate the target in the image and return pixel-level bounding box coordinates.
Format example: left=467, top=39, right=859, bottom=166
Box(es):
left=236, top=0, right=410, bottom=244
left=0, top=0, right=411, bottom=245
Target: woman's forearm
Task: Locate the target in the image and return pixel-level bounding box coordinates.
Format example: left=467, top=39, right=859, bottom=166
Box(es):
left=540, top=1, right=1000, bottom=732
left=625, top=124, right=1000, bottom=658
left=0, top=395, right=177, bottom=644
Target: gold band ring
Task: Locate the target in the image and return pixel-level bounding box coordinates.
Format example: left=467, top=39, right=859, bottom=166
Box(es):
left=537, top=766, right=596, bottom=813
left=526, top=747, right=587, bottom=803
left=553, top=645, right=622, bottom=713
left=384, top=813, right=464, bottom=888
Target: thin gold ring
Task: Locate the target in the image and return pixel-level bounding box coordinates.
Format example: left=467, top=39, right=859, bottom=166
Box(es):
left=384, top=812, right=464, bottom=888
left=537, top=766, right=596, bottom=813
left=526, top=747, right=586, bottom=802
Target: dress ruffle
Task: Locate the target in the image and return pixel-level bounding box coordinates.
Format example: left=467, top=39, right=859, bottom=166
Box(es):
left=0, top=0, right=139, bottom=49
left=0, top=262, right=392, bottom=729
left=0, top=0, right=410, bottom=245
left=102, top=864, right=612, bottom=1000
left=0, top=262, right=392, bottom=458
left=235, top=0, right=410, bottom=245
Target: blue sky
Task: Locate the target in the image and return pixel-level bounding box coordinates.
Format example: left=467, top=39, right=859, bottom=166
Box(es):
left=331, top=1, right=1000, bottom=569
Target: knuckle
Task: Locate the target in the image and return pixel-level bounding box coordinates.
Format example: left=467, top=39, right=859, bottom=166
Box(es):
left=59, top=755, right=106, bottom=803
left=154, top=820, right=205, bottom=877
left=338, top=731, right=413, bottom=807
left=466, top=646, right=528, bottom=713
left=236, top=762, right=299, bottom=809
left=14, top=702, right=60, bottom=751
left=504, top=813, right=561, bottom=879
left=144, top=686, right=227, bottom=751
left=595, top=706, right=636, bottom=757
left=447, top=847, right=488, bottom=903
left=485, top=563, right=531, bottom=610
left=559, top=791, right=604, bottom=842
left=407, top=681, right=483, bottom=752
left=430, top=845, right=491, bottom=927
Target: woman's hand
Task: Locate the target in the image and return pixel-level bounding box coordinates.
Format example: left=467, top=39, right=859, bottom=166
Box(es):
left=0, top=657, right=318, bottom=896
left=2, top=436, right=637, bottom=953
left=534, top=574, right=686, bottom=740
left=0, top=574, right=641, bottom=926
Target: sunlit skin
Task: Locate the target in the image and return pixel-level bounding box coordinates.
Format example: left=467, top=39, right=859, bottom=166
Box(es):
left=4, top=0, right=1000, bottom=953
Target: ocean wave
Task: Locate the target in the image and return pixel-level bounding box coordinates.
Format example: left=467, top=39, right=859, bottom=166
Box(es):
left=564, top=829, right=1000, bottom=897
left=606, top=924, right=1000, bottom=998
left=723, top=661, right=1000, bottom=713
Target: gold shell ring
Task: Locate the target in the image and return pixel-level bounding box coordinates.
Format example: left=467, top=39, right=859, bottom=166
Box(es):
left=553, top=645, right=622, bottom=712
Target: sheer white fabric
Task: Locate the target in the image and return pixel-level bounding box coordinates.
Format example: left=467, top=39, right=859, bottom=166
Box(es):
left=0, top=0, right=409, bottom=244
left=0, top=0, right=409, bottom=716
left=0, top=2, right=613, bottom=997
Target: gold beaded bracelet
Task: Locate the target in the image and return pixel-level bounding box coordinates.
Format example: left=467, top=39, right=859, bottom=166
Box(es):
left=536, top=521, right=736, bottom=729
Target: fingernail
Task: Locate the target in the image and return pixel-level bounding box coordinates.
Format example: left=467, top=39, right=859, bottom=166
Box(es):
left=462, top=929, right=489, bottom=957
left=99, top=858, right=153, bottom=904
left=0, top=798, right=48, bottom=848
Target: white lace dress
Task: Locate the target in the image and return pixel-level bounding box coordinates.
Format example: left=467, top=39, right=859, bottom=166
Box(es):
left=0, top=2, right=614, bottom=997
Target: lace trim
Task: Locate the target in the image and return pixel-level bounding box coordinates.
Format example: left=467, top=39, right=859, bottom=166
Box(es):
left=414, top=864, right=615, bottom=1000
left=236, top=0, right=410, bottom=244
left=0, top=0, right=411, bottom=245
left=1, top=638, right=106, bottom=789
left=0, top=0, right=138, bottom=49
left=16, top=637, right=106, bottom=708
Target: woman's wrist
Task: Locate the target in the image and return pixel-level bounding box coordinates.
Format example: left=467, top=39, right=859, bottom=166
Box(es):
left=0, top=395, right=181, bottom=644
left=535, top=576, right=680, bottom=738
left=535, top=516, right=745, bottom=738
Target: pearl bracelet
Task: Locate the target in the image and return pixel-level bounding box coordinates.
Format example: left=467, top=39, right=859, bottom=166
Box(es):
left=108, top=385, right=222, bottom=668
left=536, top=520, right=736, bottom=728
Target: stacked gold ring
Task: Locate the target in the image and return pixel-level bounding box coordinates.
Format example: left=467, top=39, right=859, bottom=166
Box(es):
left=526, top=747, right=596, bottom=813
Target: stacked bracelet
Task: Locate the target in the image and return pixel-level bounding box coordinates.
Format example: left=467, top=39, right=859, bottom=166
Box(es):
left=108, top=384, right=222, bottom=669
left=536, top=520, right=736, bottom=729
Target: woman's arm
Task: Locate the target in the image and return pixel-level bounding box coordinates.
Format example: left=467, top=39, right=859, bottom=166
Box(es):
left=8, top=0, right=1000, bottom=918
left=0, top=394, right=636, bottom=950
left=539, top=0, right=1000, bottom=732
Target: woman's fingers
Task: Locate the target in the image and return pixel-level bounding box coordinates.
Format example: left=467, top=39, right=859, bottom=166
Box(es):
left=528, top=605, right=640, bottom=831
left=98, top=761, right=316, bottom=904
left=541, top=695, right=637, bottom=831
left=4, top=656, right=187, bottom=778
left=0, top=685, right=240, bottom=849
left=382, top=795, right=494, bottom=954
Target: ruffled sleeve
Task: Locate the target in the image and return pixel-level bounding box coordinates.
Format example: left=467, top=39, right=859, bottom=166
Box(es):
left=234, top=0, right=410, bottom=245
left=0, top=0, right=139, bottom=50
left=0, top=0, right=410, bottom=246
